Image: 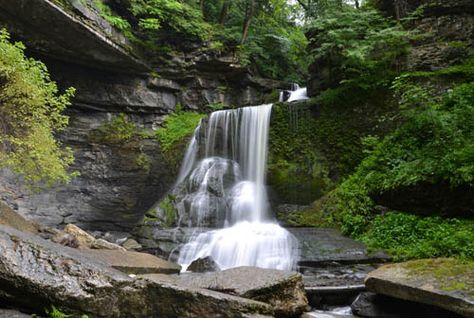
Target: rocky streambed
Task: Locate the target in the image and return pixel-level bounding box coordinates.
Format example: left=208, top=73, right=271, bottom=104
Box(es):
left=1, top=202, right=473, bottom=318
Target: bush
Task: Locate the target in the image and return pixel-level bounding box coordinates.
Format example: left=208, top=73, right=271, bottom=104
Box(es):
left=308, top=7, right=412, bottom=98
left=361, top=212, right=474, bottom=260
left=0, top=30, right=76, bottom=186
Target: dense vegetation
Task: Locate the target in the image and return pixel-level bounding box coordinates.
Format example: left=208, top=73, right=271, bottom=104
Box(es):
left=297, top=2, right=474, bottom=261
left=95, top=0, right=310, bottom=82
left=0, top=30, right=76, bottom=186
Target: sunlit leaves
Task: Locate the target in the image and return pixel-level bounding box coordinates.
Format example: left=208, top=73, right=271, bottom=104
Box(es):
left=0, top=29, right=76, bottom=186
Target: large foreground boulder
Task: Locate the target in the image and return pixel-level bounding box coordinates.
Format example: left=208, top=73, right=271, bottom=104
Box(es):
left=0, top=224, right=273, bottom=317
left=142, top=266, right=308, bottom=317
left=365, top=259, right=474, bottom=318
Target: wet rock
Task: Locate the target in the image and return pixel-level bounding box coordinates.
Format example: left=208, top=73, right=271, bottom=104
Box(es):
left=365, top=259, right=474, bottom=318
left=188, top=256, right=221, bottom=273
left=351, top=292, right=464, bottom=318
left=289, top=228, right=390, bottom=266
left=122, top=238, right=142, bottom=250
left=85, top=249, right=181, bottom=274
left=0, top=225, right=273, bottom=317
left=142, top=266, right=308, bottom=317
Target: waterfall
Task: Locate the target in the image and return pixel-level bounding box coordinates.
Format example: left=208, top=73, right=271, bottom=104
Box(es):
left=287, top=87, right=308, bottom=102
left=172, top=104, right=297, bottom=271
left=168, top=88, right=308, bottom=272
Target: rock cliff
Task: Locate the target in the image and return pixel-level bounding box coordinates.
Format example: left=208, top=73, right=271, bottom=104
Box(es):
left=0, top=0, right=285, bottom=231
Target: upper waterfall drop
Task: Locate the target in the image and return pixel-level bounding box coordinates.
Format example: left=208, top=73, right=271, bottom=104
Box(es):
left=167, top=87, right=308, bottom=272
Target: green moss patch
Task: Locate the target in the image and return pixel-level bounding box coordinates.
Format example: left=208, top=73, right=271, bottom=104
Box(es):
left=402, top=258, right=474, bottom=297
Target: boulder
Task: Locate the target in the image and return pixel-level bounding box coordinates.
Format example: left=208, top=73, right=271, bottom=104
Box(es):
left=187, top=256, right=221, bottom=273
left=142, top=266, right=308, bottom=317
left=0, top=225, right=273, bottom=317
left=63, top=223, right=96, bottom=248
left=92, top=238, right=126, bottom=251
left=351, top=292, right=462, bottom=318
left=365, top=259, right=474, bottom=318
left=122, top=238, right=142, bottom=250
left=85, top=249, right=181, bottom=275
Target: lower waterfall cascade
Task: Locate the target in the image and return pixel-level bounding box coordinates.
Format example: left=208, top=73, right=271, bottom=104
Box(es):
left=168, top=88, right=307, bottom=271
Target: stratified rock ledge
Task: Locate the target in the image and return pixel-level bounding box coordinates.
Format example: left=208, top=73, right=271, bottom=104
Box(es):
left=365, top=259, right=474, bottom=318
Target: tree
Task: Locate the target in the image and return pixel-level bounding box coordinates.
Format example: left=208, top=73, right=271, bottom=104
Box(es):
left=0, top=30, right=76, bottom=186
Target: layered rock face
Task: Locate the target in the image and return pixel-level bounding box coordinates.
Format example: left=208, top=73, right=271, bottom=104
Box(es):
left=0, top=0, right=284, bottom=231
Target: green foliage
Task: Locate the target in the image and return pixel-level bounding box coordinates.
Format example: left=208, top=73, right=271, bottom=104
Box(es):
left=155, top=110, right=203, bottom=172
left=308, top=7, right=412, bottom=96
left=158, top=194, right=176, bottom=227
left=0, top=29, right=76, bottom=186
left=136, top=152, right=152, bottom=172
left=33, top=305, right=89, bottom=318
left=93, top=113, right=137, bottom=144
left=95, top=0, right=133, bottom=33
left=130, top=0, right=210, bottom=41
left=208, top=102, right=225, bottom=111
left=268, top=102, right=333, bottom=204
left=155, top=111, right=204, bottom=153
left=317, top=77, right=474, bottom=261
left=359, top=81, right=474, bottom=191
left=361, top=212, right=474, bottom=261
left=91, top=113, right=154, bottom=173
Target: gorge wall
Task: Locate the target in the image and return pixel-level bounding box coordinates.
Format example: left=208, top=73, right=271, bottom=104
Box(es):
left=0, top=0, right=285, bottom=231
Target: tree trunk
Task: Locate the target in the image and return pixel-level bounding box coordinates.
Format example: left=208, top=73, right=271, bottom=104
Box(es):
left=240, top=0, right=255, bottom=45
left=219, top=0, right=231, bottom=25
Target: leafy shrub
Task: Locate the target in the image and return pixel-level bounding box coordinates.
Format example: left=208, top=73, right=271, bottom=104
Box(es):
left=155, top=111, right=204, bottom=153
left=93, top=113, right=137, bottom=144
left=130, top=0, right=210, bottom=41
left=0, top=29, right=76, bottom=186
left=95, top=0, right=132, bottom=33
left=308, top=7, right=412, bottom=98
left=361, top=212, right=474, bottom=260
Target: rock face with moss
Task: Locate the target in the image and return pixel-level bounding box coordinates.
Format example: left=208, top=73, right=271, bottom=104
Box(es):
left=365, top=259, right=474, bottom=318
left=0, top=0, right=284, bottom=231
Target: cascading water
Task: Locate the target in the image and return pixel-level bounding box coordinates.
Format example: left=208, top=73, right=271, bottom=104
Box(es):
left=167, top=88, right=307, bottom=272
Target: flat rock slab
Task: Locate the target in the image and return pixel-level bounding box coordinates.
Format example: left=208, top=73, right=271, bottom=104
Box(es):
left=141, top=266, right=308, bottom=317
left=365, top=259, right=474, bottom=318
left=288, top=228, right=390, bottom=266
left=0, top=225, right=273, bottom=318
left=85, top=249, right=181, bottom=274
